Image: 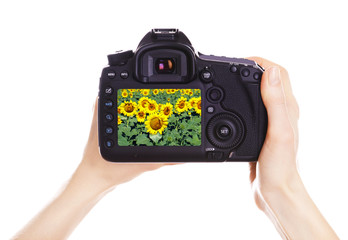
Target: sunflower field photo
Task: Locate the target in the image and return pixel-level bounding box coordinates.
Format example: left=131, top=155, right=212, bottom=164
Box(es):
left=117, top=89, right=202, bottom=146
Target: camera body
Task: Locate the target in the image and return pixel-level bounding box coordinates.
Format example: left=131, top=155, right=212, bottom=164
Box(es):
left=98, top=29, right=267, bottom=162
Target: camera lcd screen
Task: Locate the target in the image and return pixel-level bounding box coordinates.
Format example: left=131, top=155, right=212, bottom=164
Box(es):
left=117, top=89, right=201, bottom=146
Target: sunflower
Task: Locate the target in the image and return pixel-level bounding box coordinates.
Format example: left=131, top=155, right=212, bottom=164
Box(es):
left=194, top=98, right=202, bottom=115
left=121, top=90, right=128, bottom=98
left=138, top=97, right=150, bottom=111
left=161, top=102, right=173, bottom=118
left=152, top=89, right=159, bottom=95
left=141, top=89, right=150, bottom=96
left=146, top=99, right=158, bottom=114
left=175, top=96, right=188, bottom=113
left=128, top=89, right=136, bottom=92
left=167, top=97, right=170, bottom=101
left=188, top=97, right=198, bottom=109
left=170, top=89, right=176, bottom=94
left=145, top=113, right=168, bottom=135
left=118, top=106, right=123, bottom=114
left=120, top=100, right=137, bottom=116
left=118, top=116, right=122, bottom=125
left=184, top=89, right=190, bottom=95
left=166, top=89, right=171, bottom=94
left=136, top=110, right=146, bottom=122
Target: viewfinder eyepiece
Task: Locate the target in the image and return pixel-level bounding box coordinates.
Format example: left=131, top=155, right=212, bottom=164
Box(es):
left=155, top=58, right=175, bottom=74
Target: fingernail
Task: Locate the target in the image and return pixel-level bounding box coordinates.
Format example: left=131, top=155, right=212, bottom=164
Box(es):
left=268, top=66, right=280, bottom=86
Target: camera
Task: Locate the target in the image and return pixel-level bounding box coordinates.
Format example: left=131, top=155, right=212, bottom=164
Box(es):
left=98, top=29, right=267, bottom=162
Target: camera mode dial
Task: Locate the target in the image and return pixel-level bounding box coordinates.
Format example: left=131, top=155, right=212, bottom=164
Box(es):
left=108, top=50, right=134, bottom=66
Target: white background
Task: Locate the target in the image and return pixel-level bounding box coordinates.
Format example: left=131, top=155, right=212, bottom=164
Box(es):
left=1, top=0, right=347, bottom=239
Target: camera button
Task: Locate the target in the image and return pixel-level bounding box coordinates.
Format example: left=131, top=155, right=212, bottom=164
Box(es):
left=207, top=87, right=223, bottom=103
left=105, top=87, right=113, bottom=95
left=105, top=127, right=113, bottom=134
left=241, top=68, right=250, bottom=77
left=107, top=71, right=116, bottom=79
left=104, top=100, right=113, bottom=108
left=105, top=139, right=114, bottom=148
left=253, top=72, right=261, bottom=81
left=218, top=125, right=231, bottom=138
left=207, top=106, right=215, bottom=113
left=230, top=65, right=238, bottom=73
left=105, top=113, right=114, bottom=121
left=200, top=68, right=213, bottom=82
left=120, top=70, right=129, bottom=79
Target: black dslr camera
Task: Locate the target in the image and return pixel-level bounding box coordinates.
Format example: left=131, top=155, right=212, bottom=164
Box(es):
left=98, top=29, right=267, bottom=162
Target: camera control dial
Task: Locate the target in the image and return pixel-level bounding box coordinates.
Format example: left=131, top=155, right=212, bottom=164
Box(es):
left=207, top=113, right=245, bottom=149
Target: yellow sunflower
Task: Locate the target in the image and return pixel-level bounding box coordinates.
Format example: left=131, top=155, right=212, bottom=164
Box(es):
left=145, top=99, right=158, bottom=114
left=118, top=106, right=123, bottom=115
left=138, top=97, right=150, bottom=111
left=145, top=113, right=168, bottom=135
left=161, top=102, right=173, bottom=118
left=141, top=89, right=150, bottom=96
left=118, top=116, right=122, bottom=125
left=188, top=97, right=198, bottom=109
left=175, top=96, right=188, bottom=113
left=194, top=98, right=202, bottom=115
left=121, top=90, right=128, bottom=98
left=120, top=100, right=137, bottom=116
left=136, top=110, right=146, bottom=122
left=166, top=89, right=171, bottom=94
left=170, top=89, right=176, bottom=94
left=152, top=89, right=159, bottom=95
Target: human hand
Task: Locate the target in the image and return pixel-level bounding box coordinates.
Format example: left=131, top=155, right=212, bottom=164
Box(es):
left=248, top=57, right=300, bottom=206
left=12, top=98, right=174, bottom=240
left=78, top=98, right=174, bottom=192
left=248, top=57, right=338, bottom=239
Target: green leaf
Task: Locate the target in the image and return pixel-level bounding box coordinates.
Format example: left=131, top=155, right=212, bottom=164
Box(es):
left=190, top=134, right=201, bottom=146
left=120, top=115, right=127, bottom=121
left=119, top=125, right=131, bottom=135
left=126, top=128, right=137, bottom=137
left=136, top=134, right=153, bottom=146
left=118, top=135, right=130, bottom=146
left=193, top=116, right=201, bottom=124
left=156, top=140, right=167, bottom=146
left=149, top=133, right=162, bottom=144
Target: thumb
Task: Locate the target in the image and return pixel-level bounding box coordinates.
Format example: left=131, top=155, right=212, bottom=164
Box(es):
left=261, top=66, right=294, bottom=144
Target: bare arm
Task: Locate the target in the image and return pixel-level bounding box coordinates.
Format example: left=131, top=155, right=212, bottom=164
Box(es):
left=12, top=99, right=168, bottom=240
left=249, top=57, right=339, bottom=239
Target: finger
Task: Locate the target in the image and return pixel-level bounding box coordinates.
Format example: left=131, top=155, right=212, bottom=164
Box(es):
left=247, top=56, right=299, bottom=120
left=261, top=66, right=295, bottom=144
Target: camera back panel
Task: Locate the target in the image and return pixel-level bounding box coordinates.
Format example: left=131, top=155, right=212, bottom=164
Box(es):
left=98, top=29, right=267, bottom=162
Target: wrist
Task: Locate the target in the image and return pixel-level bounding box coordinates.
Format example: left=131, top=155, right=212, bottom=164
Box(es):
left=63, top=162, right=116, bottom=203
left=257, top=174, right=339, bottom=239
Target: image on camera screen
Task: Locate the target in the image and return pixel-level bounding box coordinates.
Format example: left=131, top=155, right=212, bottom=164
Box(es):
left=117, top=89, right=202, bottom=146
